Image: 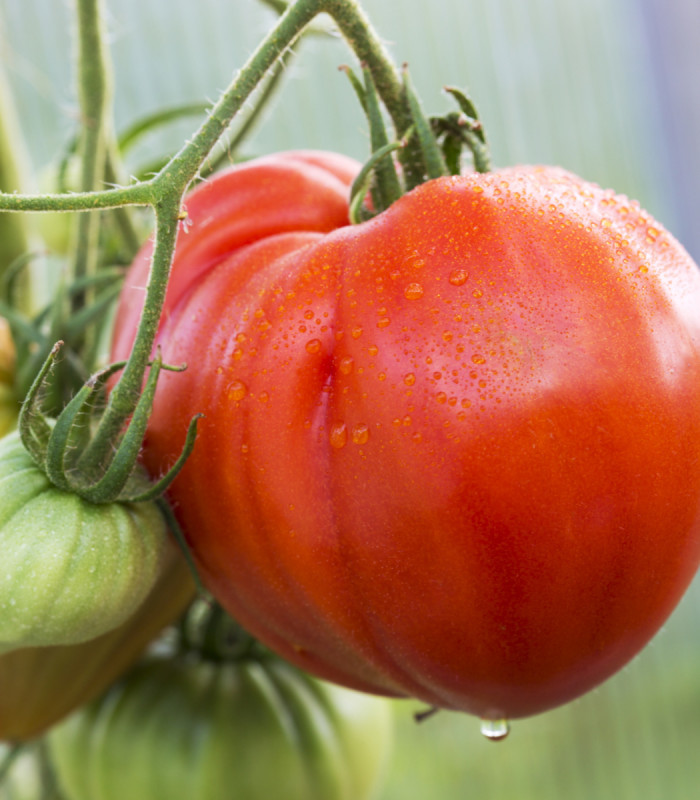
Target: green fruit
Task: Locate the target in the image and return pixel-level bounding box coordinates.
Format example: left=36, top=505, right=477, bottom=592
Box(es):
left=0, top=432, right=169, bottom=653
left=48, top=652, right=393, bottom=800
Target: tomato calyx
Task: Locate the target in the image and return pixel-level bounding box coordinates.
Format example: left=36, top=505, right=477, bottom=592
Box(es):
left=345, top=62, right=491, bottom=223
left=177, top=597, right=265, bottom=664
left=18, top=342, right=200, bottom=507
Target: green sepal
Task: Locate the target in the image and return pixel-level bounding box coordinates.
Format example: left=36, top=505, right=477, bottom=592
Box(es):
left=74, top=352, right=166, bottom=503
left=362, top=65, right=402, bottom=211
left=402, top=66, right=447, bottom=181
left=442, top=86, right=491, bottom=173
left=127, top=412, right=203, bottom=503
left=349, top=139, right=406, bottom=225
left=44, top=361, right=127, bottom=490
left=17, top=341, right=61, bottom=470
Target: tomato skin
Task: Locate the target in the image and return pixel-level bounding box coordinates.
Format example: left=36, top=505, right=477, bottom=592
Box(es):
left=113, top=157, right=700, bottom=720
left=48, top=651, right=392, bottom=800
left=110, top=150, right=359, bottom=365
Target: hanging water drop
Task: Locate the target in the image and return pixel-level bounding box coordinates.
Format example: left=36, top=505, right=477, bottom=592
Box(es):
left=480, top=717, right=510, bottom=742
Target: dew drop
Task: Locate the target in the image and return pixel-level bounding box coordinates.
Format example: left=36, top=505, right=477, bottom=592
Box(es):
left=258, top=391, right=270, bottom=403
left=472, top=354, right=486, bottom=365
left=404, top=373, right=416, bottom=386
left=304, top=309, right=315, bottom=320
left=436, top=391, right=447, bottom=404
left=404, top=282, right=424, bottom=300
left=368, top=345, right=379, bottom=356
left=306, top=338, right=322, bottom=355
left=449, top=269, right=468, bottom=286
left=377, top=317, right=391, bottom=329
left=339, top=356, right=354, bottom=375
left=329, top=422, right=348, bottom=449
left=480, top=717, right=510, bottom=742
left=228, top=380, right=248, bottom=402
left=351, top=423, right=370, bottom=445
left=472, top=288, right=483, bottom=299
left=646, top=226, right=660, bottom=240
left=351, top=326, right=364, bottom=339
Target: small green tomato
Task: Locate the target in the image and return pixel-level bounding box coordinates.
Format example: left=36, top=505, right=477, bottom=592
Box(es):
left=0, top=431, right=170, bottom=653
left=48, top=651, right=393, bottom=800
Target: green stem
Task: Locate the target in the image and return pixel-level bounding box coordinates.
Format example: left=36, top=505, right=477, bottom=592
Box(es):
left=73, top=0, right=114, bottom=296
left=322, top=0, right=423, bottom=186
left=157, top=0, right=324, bottom=190
left=0, top=184, right=153, bottom=213
left=78, top=193, right=181, bottom=472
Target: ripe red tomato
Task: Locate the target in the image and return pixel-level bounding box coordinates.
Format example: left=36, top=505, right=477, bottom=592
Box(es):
left=112, top=153, right=700, bottom=722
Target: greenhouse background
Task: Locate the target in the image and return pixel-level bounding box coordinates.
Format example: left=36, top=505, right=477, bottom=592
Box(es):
left=1, top=0, right=700, bottom=797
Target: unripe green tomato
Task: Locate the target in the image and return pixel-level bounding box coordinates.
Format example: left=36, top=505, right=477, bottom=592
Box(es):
left=0, top=431, right=170, bottom=653
left=0, top=545, right=195, bottom=742
left=48, top=653, right=393, bottom=800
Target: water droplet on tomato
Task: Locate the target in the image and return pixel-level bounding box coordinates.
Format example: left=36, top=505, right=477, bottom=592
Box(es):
left=306, top=338, right=322, bottom=355
left=472, top=288, right=483, bottom=299
left=228, top=380, right=248, bottom=402
left=472, top=354, right=486, bottom=365
left=351, top=326, right=363, bottom=339
left=377, top=317, right=391, bottom=328
left=449, top=269, right=468, bottom=286
left=351, top=423, right=370, bottom=445
left=329, top=422, right=348, bottom=449
left=404, top=373, right=416, bottom=386
left=368, top=345, right=379, bottom=356
left=404, top=282, right=424, bottom=300
left=480, top=717, right=510, bottom=742
left=339, top=355, right=354, bottom=375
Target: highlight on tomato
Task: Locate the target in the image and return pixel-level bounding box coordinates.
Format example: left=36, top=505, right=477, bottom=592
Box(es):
left=111, top=150, right=700, bottom=730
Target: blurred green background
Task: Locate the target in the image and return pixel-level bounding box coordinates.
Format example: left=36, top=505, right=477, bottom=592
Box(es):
left=2, top=0, right=700, bottom=797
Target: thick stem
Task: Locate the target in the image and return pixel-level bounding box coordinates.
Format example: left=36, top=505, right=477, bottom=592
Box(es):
left=159, top=0, right=324, bottom=190
left=78, top=193, right=181, bottom=472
